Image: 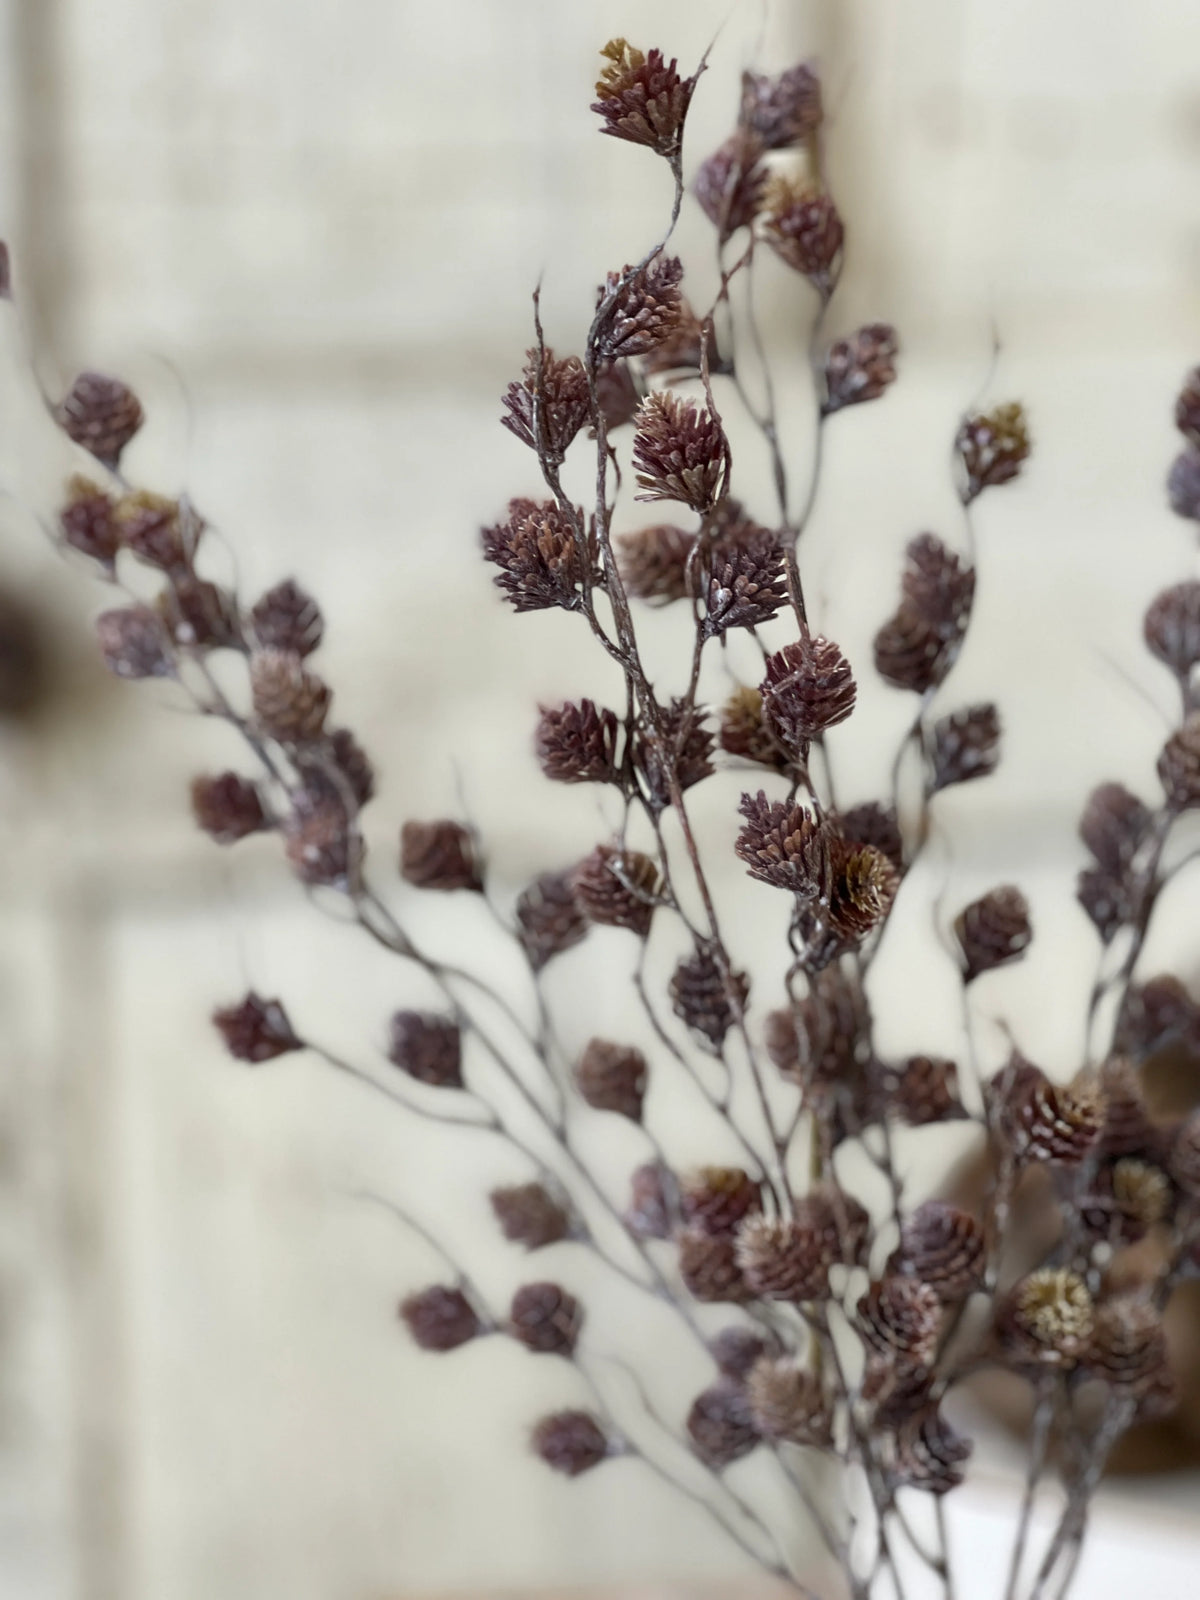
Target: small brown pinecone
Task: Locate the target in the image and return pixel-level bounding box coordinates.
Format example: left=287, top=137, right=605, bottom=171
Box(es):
left=761, top=635, right=856, bottom=751
left=283, top=792, right=359, bottom=888
left=250, top=648, right=330, bottom=742
left=400, top=1285, right=482, bottom=1352
left=158, top=577, right=240, bottom=651
left=617, top=523, right=696, bottom=603
left=828, top=842, right=899, bottom=943
left=1168, top=449, right=1200, bottom=521
left=594, top=359, right=640, bottom=430
left=1097, top=1056, right=1157, bottom=1158
left=387, top=1012, right=463, bottom=1089
left=296, top=727, right=375, bottom=811
left=574, top=1038, right=647, bottom=1122
left=114, top=491, right=188, bottom=570
left=735, top=791, right=833, bottom=899
left=1158, top=714, right=1200, bottom=809
left=634, top=698, right=714, bottom=811
left=693, top=134, right=768, bottom=244
left=532, top=1411, right=611, bottom=1476
left=678, top=1230, right=753, bottom=1304
left=1177, top=366, right=1200, bottom=448
left=641, top=300, right=726, bottom=380
left=762, top=177, right=843, bottom=292
left=765, top=969, right=868, bottom=1098
left=823, top=323, right=899, bottom=414
left=808, top=1185, right=872, bottom=1269
left=1000, top=1269, right=1094, bottom=1370
left=701, top=521, right=787, bottom=638
left=838, top=802, right=904, bottom=875
left=687, top=1381, right=759, bottom=1468
left=892, top=1406, right=972, bottom=1496
left=735, top=1212, right=832, bottom=1302
left=1144, top=581, right=1200, bottom=679
left=591, top=39, right=695, bottom=159
left=719, top=686, right=789, bottom=770
left=60, top=475, right=120, bottom=566
left=889, top=1055, right=965, bottom=1126
left=1081, top=781, right=1151, bottom=865
left=191, top=772, right=268, bottom=843
left=490, top=1182, right=571, bottom=1250
left=1086, top=1296, right=1172, bottom=1399
left=902, top=532, right=976, bottom=643
left=956, top=402, right=1031, bottom=503
left=624, top=1162, right=677, bottom=1241
left=740, top=61, right=821, bottom=148
left=709, top=1326, right=776, bottom=1382
left=596, top=255, right=684, bottom=363
left=400, top=819, right=482, bottom=892
left=990, top=1057, right=1103, bottom=1166
left=954, top=886, right=1031, bottom=982
left=535, top=699, right=621, bottom=785
left=481, top=498, right=587, bottom=614
left=212, top=993, right=301, bottom=1062
left=515, top=871, right=588, bottom=971
left=669, top=944, right=749, bottom=1050
left=1168, top=1111, right=1200, bottom=1199
left=745, top=1357, right=832, bottom=1447
left=890, top=1202, right=985, bottom=1302
left=1077, top=865, right=1134, bottom=944
left=632, top=392, right=727, bottom=513
left=55, top=371, right=144, bottom=469
left=931, top=703, right=1001, bottom=790
left=501, top=347, right=590, bottom=465
left=873, top=606, right=947, bottom=695
left=1097, top=1158, right=1172, bottom=1241
left=680, top=1167, right=763, bottom=1236
left=572, top=845, right=660, bottom=937
left=1114, top=974, right=1199, bottom=1058
left=96, top=606, right=174, bottom=680
left=509, top=1282, right=581, bottom=1356
left=249, top=578, right=323, bottom=657
left=857, top=1277, right=942, bottom=1371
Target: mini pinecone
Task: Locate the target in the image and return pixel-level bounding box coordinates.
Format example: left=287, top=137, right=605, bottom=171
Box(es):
left=735, top=1211, right=833, bottom=1302
left=687, top=1381, right=759, bottom=1468
left=490, top=1182, right=572, bottom=1250
left=876, top=533, right=974, bottom=694
left=574, top=1038, right=647, bottom=1121
left=839, top=801, right=904, bottom=874
left=874, top=605, right=948, bottom=695
left=735, top=791, right=833, bottom=899
left=400, top=819, right=482, bottom=891
left=999, top=1268, right=1094, bottom=1370
left=400, top=1286, right=482, bottom=1352
left=761, top=635, right=857, bottom=750
left=594, top=359, right=640, bottom=429
left=762, top=177, right=843, bottom=292
left=634, top=697, right=714, bottom=811
left=745, top=1357, right=832, bottom=1447
left=1085, top=1158, right=1172, bottom=1243
left=572, top=845, right=660, bottom=937
left=677, top=1230, right=753, bottom=1304
left=719, top=685, right=789, bottom=770
left=808, top=1184, right=872, bottom=1268
left=501, top=347, right=590, bottom=464
left=1080, top=782, right=1152, bottom=873
left=250, top=648, right=331, bottom=741
left=857, top=1277, right=942, bottom=1373
left=890, top=1201, right=985, bottom=1302
left=191, top=772, right=268, bottom=843
left=632, top=391, right=727, bottom=512
left=96, top=606, right=174, bottom=680
left=532, top=1411, right=611, bottom=1477
left=990, top=1057, right=1103, bottom=1166
left=1097, top=1056, right=1158, bottom=1158
left=624, top=1161, right=677, bottom=1240
left=514, top=871, right=589, bottom=971
left=387, top=1011, right=463, bottom=1088
left=212, top=993, right=301, bottom=1062
left=1168, top=1112, right=1200, bottom=1199
left=668, top=943, right=750, bottom=1049
left=739, top=62, right=822, bottom=148
left=956, top=402, right=1031, bottom=503
left=709, top=1326, right=777, bottom=1382
left=680, top=1167, right=763, bottom=1236
left=158, top=577, right=240, bottom=650
left=1115, top=974, right=1199, bottom=1058
left=509, top=1282, right=581, bottom=1355
left=591, top=39, right=695, bottom=159
left=891, top=1406, right=972, bottom=1496
left=114, top=490, right=187, bottom=570
left=596, top=255, right=684, bottom=363
left=283, top=792, right=359, bottom=887
left=641, top=300, right=727, bottom=379
left=1086, top=1296, right=1172, bottom=1399
left=535, top=699, right=621, bottom=785
left=1157, top=714, right=1200, bottom=808
left=249, top=578, right=323, bottom=656
left=55, top=371, right=144, bottom=469
left=954, top=886, right=1032, bottom=981
left=822, top=323, right=899, bottom=414
left=701, top=522, right=787, bottom=638
left=827, top=842, right=899, bottom=943
left=1168, top=450, right=1200, bottom=521
left=930, top=703, right=1001, bottom=790
left=1144, top=581, right=1200, bottom=679
left=617, top=523, right=696, bottom=603
left=61, top=476, right=120, bottom=565
left=1177, top=365, right=1200, bottom=448
left=765, top=966, right=869, bottom=1105
left=1077, top=865, right=1136, bottom=943
left=481, top=498, right=588, bottom=614
left=693, top=133, right=769, bottom=243
left=297, top=727, right=376, bottom=812
left=889, top=1055, right=965, bottom=1126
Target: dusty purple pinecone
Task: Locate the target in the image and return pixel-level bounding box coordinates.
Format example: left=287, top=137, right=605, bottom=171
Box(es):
left=400, top=819, right=482, bottom=892
left=593, top=360, right=639, bottom=431
left=114, top=491, right=188, bottom=571
left=1115, top=973, right=1199, bottom=1058
left=387, top=1011, right=463, bottom=1089
left=890, top=1055, right=966, bottom=1126
left=283, top=791, right=358, bottom=886
left=839, top=801, right=904, bottom=875
left=701, top=522, right=787, bottom=638
left=481, top=498, right=588, bottom=614
left=1077, top=865, right=1135, bottom=944
left=617, top=523, right=696, bottom=603
left=669, top=944, right=749, bottom=1050
left=892, top=1406, right=972, bottom=1496
left=1145, top=582, right=1200, bottom=679
left=641, top=300, right=727, bottom=379
left=745, top=1357, right=832, bottom=1447
left=400, top=1286, right=482, bottom=1352
left=509, top=1282, right=581, bottom=1356
left=1096, top=1057, right=1157, bottom=1158
left=295, top=727, right=375, bottom=812
left=61, top=476, right=120, bottom=566
left=999, top=1268, right=1094, bottom=1370
left=1087, top=1296, right=1173, bottom=1400
left=96, top=605, right=174, bottom=680
left=873, top=606, right=945, bottom=695
left=501, top=347, right=590, bottom=465
left=990, top=1057, right=1103, bottom=1166
left=249, top=578, right=323, bottom=657
left=1177, top=366, right=1200, bottom=448
left=858, top=1277, right=942, bottom=1374
left=515, top=871, right=589, bottom=971
left=761, top=635, right=857, bottom=753
left=890, top=1202, right=985, bottom=1302
left=1158, top=714, right=1200, bottom=808
left=572, top=845, right=660, bottom=937
left=709, top=1326, right=776, bottom=1383
left=680, top=1167, right=763, bottom=1236
left=766, top=967, right=868, bottom=1100
left=595, top=254, right=684, bottom=363
left=1169, top=1112, right=1200, bottom=1199
left=827, top=842, right=900, bottom=944
left=739, top=62, right=822, bottom=148
left=591, top=39, right=695, bottom=159
left=687, top=1381, right=758, bottom=1468
left=250, top=648, right=330, bottom=741
left=633, top=698, right=715, bottom=812
left=624, top=1161, right=677, bottom=1240
left=55, top=371, right=144, bottom=469
left=1080, top=782, right=1152, bottom=873
left=956, top=402, right=1031, bottom=503
left=1168, top=449, right=1200, bottom=521
left=679, top=1231, right=753, bottom=1304
left=822, top=323, right=899, bottom=414
left=158, top=576, right=240, bottom=651
left=213, top=993, right=301, bottom=1062
left=574, top=1038, right=647, bottom=1122
left=735, top=1210, right=833, bottom=1302
left=191, top=772, right=268, bottom=843
left=532, top=1411, right=611, bottom=1477
left=535, top=699, right=621, bottom=786
left=930, top=703, right=1001, bottom=790
left=762, top=178, right=843, bottom=292
left=954, top=886, right=1031, bottom=982
left=632, top=392, right=726, bottom=512
left=490, top=1182, right=572, bottom=1250
left=877, top=533, right=975, bottom=693
left=693, top=133, right=768, bottom=244
left=735, top=792, right=833, bottom=899
left=719, top=686, right=789, bottom=770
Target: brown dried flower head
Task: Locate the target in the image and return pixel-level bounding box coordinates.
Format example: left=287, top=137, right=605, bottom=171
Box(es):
left=956, top=402, right=1030, bottom=503
left=762, top=176, right=843, bottom=292
left=954, top=886, right=1031, bottom=981
left=903, top=532, right=976, bottom=640
left=719, top=685, right=789, bottom=770
left=400, top=1285, right=482, bottom=1352
left=250, top=648, right=331, bottom=742
left=873, top=605, right=947, bottom=696
left=701, top=521, right=787, bottom=638
left=617, top=523, right=696, bottom=604
left=991, top=1057, right=1103, bottom=1166
left=574, top=1037, right=647, bottom=1122
left=931, top=703, right=1001, bottom=790
left=114, top=490, right=188, bottom=571
left=1168, top=449, right=1200, bottom=521
left=572, top=845, right=660, bottom=937
left=535, top=698, right=621, bottom=785
left=249, top=578, right=323, bottom=657
left=1087, top=1295, right=1172, bottom=1398
left=709, top=1326, right=776, bottom=1383
left=823, top=323, right=899, bottom=414
left=632, top=391, right=727, bottom=512
left=739, top=62, right=822, bottom=149
left=761, top=635, right=857, bottom=752
left=96, top=605, right=174, bottom=681
left=1080, top=782, right=1152, bottom=874
left=481, top=498, right=588, bottom=614
left=592, top=39, right=695, bottom=159
left=624, top=1162, right=677, bottom=1241
left=400, top=819, right=482, bottom=892
left=1144, top=581, right=1200, bottom=680
left=745, top=1357, right=832, bottom=1447
left=669, top=943, right=749, bottom=1050
left=634, top=697, right=714, bottom=811
left=1177, top=365, right=1200, bottom=449
left=55, top=371, right=144, bottom=469
left=1158, top=713, right=1200, bottom=809
left=693, top=133, right=768, bottom=244
left=501, top=347, right=590, bottom=465
left=61, top=475, right=120, bottom=566
left=1109, top=1157, right=1172, bottom=1235
left=687, top=1381, right=758, bottom=1468
left=191, top=772, right=268, bottom=844
left=596, top=254, right=684, bottom=363
left=828, top=842, right=900, bottom=943
left=213, top=993, right=301, bottom=1063
left=1001, top=1268, right=1094, bottom=1369
left=890, top=1202, right=985, bottom=1302
left=387, top=1011, right=463, bottom=1089
left=514, top=870, right=589, bottom=972
left=509, top=1282, right=581, bottom=1356
left=1169, top=1111, right=1200, bottom=1199
left=532, top=1411, right=611, bottom=1477
left=678, top=1230, right=753, bottom=1304
left=735, top=791, right=833, bottom=899
left=680, top=1167, right=763, bottom=1236
left=892, top=1406, right=972, bottom=1496
left=839, top=801, right=904, bottom=875
left=735, top=1211, right=832, bottom=1302
left=490, top=1182, right=572, bottom=1250
left=857, top=1277, right=942, bottom=1370
left=890, top=1055, right=965, bottom=1126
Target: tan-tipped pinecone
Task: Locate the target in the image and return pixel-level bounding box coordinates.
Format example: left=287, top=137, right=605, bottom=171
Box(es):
left=709, top=1326, right=776, bottom=1382
left=387, top=1011, right=463, bottom=1088
left=249, top=578, right=323, bottom=657
left=1158, top=714, right=1200, bottom=808
left=669, top=943, right=749, bottom=1050
left=500, top=346, right=590, bottom=465
left=1145, top=581, right=1200, bottom=680
left=701, top=521, right=787, bottom=638
left=596, top=255, right=684, bottom=363
left=892, top=1406, right=972, bottom=1496
left=1097, top=1056, right=1157, bottom=1158
left=632, top=391, right=726, bottom=512
left=678, top=1230, right=753, bottom=1304
left=400, top=1285, right=482, bottom=1352
left=61, top=476, right=120, bottom=566
left=838, top=801, right=904, bottom=875
left=490, top=1182, right=572, bottom=1250
left=740, top=62, right=822, bottom=148
left=858, top=1278, right=942, bottom=1373
left=735, top=791, right=833, bottom=898
left=719, top=685, right=789, bottom=770
left=591, top=39, right=695, bottom=159
left=889, top=1055, right=965, bottom=1126
left=594, top=358, right=640, bottom=430
left=55, top=371, right=144, bottom=469
left=191, top=772, right=268, bottom=844
left=158, top=576, right=240, bottom=651
left=1079, top=782, right=1152, bottom=874
left=954, top=885, right=1031, bottom=981
left=1170, top=1111, right=1200, bottom=1198
left=514, top=870, right=589, bottom=971
left=823, top=323, right=899, bottom=414
left=634, top=697, right=715, bottom=811
left=532, top=1410, right=611, bottom=1476
left=624, top=1161, right=677, bottom=1241
left=991, top=1057, right=1103, bottom=1166
left=283, top=792, right=358, bottom=888
left=250, top=648, right=331, bottom=741
left=400, top=819, right=482, bottom=892
left=999, top=1268, right=1094, bottom=1370
left=96, top=606, right=173, bottom=680
left=572, top=845, right=660, bottom=937
left=828, top=842, right=899, bottom=943
left=212, top=993, right=301, bottom=1062
left=509, top=1282, right=581, bottom=1355
left=617, top=523, right=696, bottom=603
left=113, top=490, right=188, bottom=570
left=762, top=176, right=843, bottom=292
left=481, top=497, right=587, bottom=614
left=535, top=699, right=621, bottom=785
left=1086, top=1296, right=1172, bottom=1399
left=873, top=605, right=947, bottom=695
left=680, top=1167, right=763, bottom=1236
left=735, top=1212, right=832, bottom=1302
left=956, top=401, right=1030, bottom=503
left=745, top=1357, right=832, bottom=1447
left=574, top=1038, right=647, bottom=1121
left=1177, top=365, right=1200, bottom=448
left=693, top=133, right=768, bottom=244
left=1096, top=1157, right=1172, bottom=1242
left=761, top=635, right=856, bottom=751
left=890, top=1202, right=985, bottom=1302
left=931, top=703, right=1001, bottom=790
left=687, top=1381, right=758, bottom=1468
left=1169, top=449, right=1200, bottom=521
